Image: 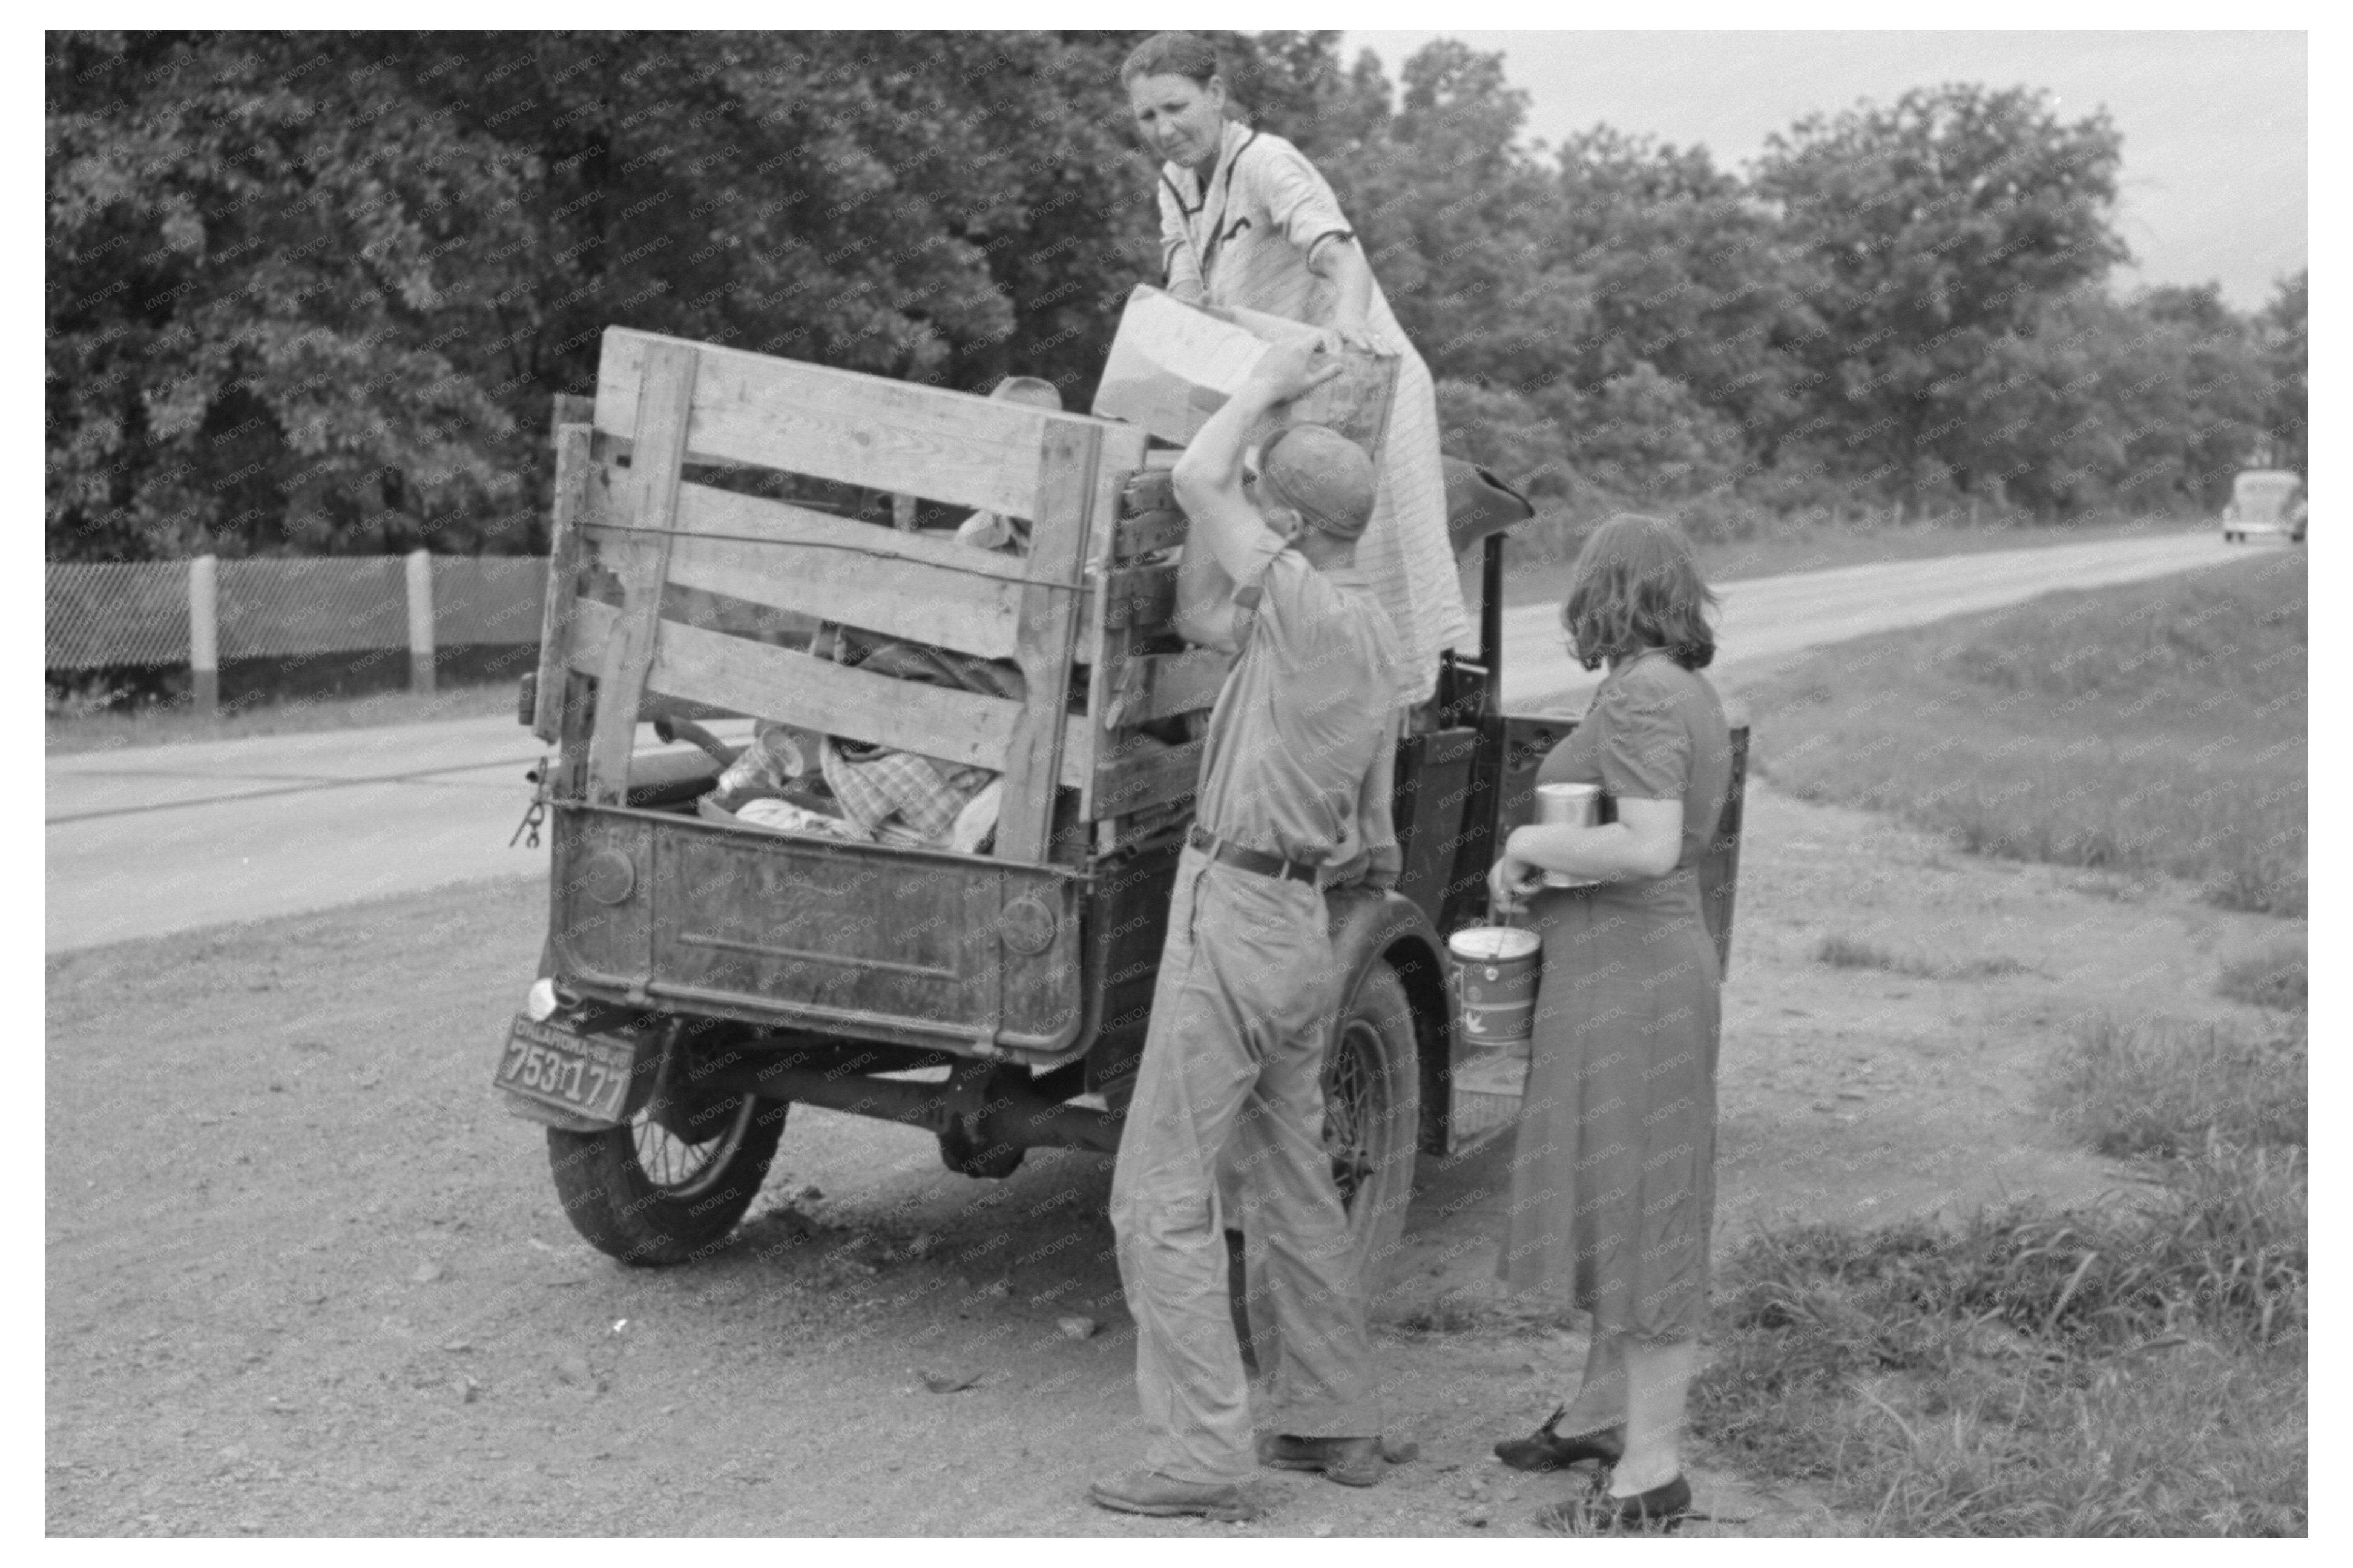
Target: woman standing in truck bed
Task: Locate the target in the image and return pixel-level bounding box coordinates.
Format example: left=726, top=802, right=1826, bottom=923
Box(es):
left=1121, top=30, right=1466, bottom=705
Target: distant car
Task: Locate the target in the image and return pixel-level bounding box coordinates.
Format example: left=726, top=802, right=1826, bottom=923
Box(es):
left=2222, top=469, right=2306, bottom=544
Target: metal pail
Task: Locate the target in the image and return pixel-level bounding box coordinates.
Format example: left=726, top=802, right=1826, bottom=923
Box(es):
left=1536, top=782, right=1604, bottom=888
left=1447, top=925, right=1542, bottom=1047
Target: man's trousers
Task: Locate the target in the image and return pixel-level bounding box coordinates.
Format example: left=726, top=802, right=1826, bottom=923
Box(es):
left=1108, top=845, right=1383, bottom=1483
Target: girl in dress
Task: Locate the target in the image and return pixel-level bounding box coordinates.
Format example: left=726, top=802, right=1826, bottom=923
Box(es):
left=1485, top=513, right=1733, bottom=1532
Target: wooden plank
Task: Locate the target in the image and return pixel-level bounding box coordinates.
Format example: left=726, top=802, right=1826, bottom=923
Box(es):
left=586, top=342, right=698, bottom=805
left=1065, top=419, right=1148, bottom=838
left=1081, top=561, right=1179, bottom=632
left=1114, top=508, right=1189, bottom=560
left=582, top=481, right=1028, bottom=661
left=1079, top=428, right=1154, bottom=827
left=569, top=599, right=1020, bottom=771
left=993, top=421, right=1099, bottom=862
left=533, top=419, right=592, bottom=743
left=597, top=326, right=1085, bottom=519
left=660, top=476, right=1034, bottom=581
left=1104, top=649, right=1233, bottom=727
left=1092, top=737, right=1205, bottom=817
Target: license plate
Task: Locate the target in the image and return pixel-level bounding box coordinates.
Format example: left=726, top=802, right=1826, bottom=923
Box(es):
left=495, top=1015, right=637, bottom=1123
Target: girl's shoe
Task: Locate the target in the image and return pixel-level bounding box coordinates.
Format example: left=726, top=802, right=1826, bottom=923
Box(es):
left=1492, top=1405, right=1625, bottom=1472
left=1532, top=1472, right=1693, bottom=1534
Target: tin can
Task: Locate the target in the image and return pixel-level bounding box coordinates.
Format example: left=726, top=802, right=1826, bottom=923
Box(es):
left=1536, top=782, right=1604, bottom=888
left=1447, top=925, right=1542, bottom=1047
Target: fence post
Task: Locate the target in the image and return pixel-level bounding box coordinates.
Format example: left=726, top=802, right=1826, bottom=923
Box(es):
left=406, top=549, right=436, bottom=696
left=188, top=554, right=219, bottom=716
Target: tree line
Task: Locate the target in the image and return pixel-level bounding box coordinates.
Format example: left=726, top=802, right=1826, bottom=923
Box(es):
left=46, top=29, right=2307, bottom=562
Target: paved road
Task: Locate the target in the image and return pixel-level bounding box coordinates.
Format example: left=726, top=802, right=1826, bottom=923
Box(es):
left=1503, top=529, right=2242, bottom=714
left=44, top=531, right=2245, bottom=953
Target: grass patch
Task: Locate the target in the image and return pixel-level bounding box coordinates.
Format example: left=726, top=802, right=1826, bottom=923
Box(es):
left=2216, top=943, right=2306, bottom=1012
left=1696, top=1018, right=2307, bottom=1535
left=1742, top=551, right=2306, bottom=915
left=2042, top=1015, right=2306, bottom=1161
left=1814, top=936, right=2037, bottom=981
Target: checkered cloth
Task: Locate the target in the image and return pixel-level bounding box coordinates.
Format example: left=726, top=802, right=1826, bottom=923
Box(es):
left=820, top=737, right=993, bottom=845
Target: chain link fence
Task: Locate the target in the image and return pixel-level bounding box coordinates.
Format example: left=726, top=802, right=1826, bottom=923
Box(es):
left=47, top=555, right=550, bottom=689
left=45, top=562, right=192, bottom=670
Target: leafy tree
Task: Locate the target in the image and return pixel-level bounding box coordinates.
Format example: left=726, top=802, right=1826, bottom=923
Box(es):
left=47, top=31, right=535, bottom=561
left=48, top=30, right=2294, bottom=565
left=2259, top=269, right=2306, bottom=473
left=1753, top=84, right=2131, bottom=498
left=1548, top=128, right=1818, bottom=458
left=47, top=30, right=1163, bottom=562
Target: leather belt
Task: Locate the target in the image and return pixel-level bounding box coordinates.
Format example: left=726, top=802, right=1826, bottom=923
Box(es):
left=1188, top=825, right=1318, bottom=884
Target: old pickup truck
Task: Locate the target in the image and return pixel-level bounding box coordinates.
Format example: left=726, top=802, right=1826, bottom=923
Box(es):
left=497, top=327, right=1746, bottom=1290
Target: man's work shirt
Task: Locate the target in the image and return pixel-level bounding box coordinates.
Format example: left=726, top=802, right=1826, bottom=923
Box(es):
left=1193, top=530, right=1404, bottom=880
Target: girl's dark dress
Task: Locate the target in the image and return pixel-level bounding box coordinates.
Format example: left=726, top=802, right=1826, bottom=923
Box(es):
left=1498, top=650, right=1733, bottom=1340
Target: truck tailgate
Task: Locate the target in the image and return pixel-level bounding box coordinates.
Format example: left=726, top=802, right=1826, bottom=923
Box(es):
left=551, top=805, right=1085, bottom=1056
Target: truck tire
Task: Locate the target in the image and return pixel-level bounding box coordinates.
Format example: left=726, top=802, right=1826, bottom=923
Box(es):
left=545, top=1093, right=787, bottom=1267
left=1230, top=961, right=1421, bottom=1370
left=1324, top=963, right=1421, bottom=1285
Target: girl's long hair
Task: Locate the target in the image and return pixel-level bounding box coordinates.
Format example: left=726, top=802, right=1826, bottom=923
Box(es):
left=1560, top=513, right=1718, bottom=671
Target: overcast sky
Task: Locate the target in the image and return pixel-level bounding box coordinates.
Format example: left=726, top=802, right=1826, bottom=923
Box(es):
left=1346, top=30, right=2306, bottom=309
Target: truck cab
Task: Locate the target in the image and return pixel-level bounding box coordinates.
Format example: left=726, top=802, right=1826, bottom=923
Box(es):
left=496, top=328, right=1746, bottom=1285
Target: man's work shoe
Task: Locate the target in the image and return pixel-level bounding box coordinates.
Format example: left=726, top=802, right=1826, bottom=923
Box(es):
left=1256, top=1433, right=1383, bottom=1487
left=1088, top=1466, right=1263, bottom=1521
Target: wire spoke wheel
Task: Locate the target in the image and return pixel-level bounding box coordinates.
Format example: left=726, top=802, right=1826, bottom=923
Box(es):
left=545, top=1024, right=788, bottom=1267
left=1321, top=963, right=1421, bottom=1278
left=1323, top=1017, right=1382, bottom=1209
left=1237, top=961, right=1423, bottom=1371
left=633, top=1092, right=762, bottom=1199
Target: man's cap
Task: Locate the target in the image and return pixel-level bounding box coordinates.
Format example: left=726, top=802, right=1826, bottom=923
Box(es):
left=1257, top=423, right=1376, bottom=539
left=990, top=375, right=1063, bottom=411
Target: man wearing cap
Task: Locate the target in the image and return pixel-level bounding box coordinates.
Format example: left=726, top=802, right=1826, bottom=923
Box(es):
left=1091, top=337, right=1404, bottom=1522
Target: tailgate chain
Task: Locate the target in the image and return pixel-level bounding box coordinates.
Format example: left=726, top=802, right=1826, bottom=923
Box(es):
left=511, top=755, right=552, bottom=849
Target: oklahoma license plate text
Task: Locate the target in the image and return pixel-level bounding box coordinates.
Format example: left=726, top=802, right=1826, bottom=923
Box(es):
left=496, top=1015, right=634, bottom=1123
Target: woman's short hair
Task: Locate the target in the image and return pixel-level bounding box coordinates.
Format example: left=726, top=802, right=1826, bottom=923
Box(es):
left=1120, top=31, right=1221, bottom=87
left=1559, top=513, right=1718, bottom=671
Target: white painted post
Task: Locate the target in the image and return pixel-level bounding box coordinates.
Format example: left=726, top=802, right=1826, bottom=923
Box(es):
left=188, top=554, right=219, bottom=716
left=405, top=548, right=436, bottom=696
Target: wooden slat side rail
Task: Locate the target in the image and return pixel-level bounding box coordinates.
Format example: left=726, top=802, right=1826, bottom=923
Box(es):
left=586, top=342, right=698, bottom=806
left=568, top=599, right=1021, bottom=771
left=1078, top=561, right=1179, bottom=634
left=1065, top=426, right=1151, bottom=827
left=994, top=421, right=1101, bottom=862
left=639, top=475, right=1033, bottom=581
left=599, top=326, right=1116, bottom=519
left=1114, top=508, right=1188, bottom=560
left=581, top=482, right=1029, bottom=662
left=1092, top=737, right=1205, bottom=819
left=570, top=596, right=1107, bottom=791
left=533, top=420, right=592, bottom=743
left=1104, top=650, right=1234, bottom=728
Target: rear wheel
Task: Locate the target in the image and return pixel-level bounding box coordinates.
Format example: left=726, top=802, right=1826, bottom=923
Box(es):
left=1322, top=963, right=1422, bottom=1285
left=546, top=1026, right=786, bottom=1266
left=1230, top=962, right=1422, bottom=1364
